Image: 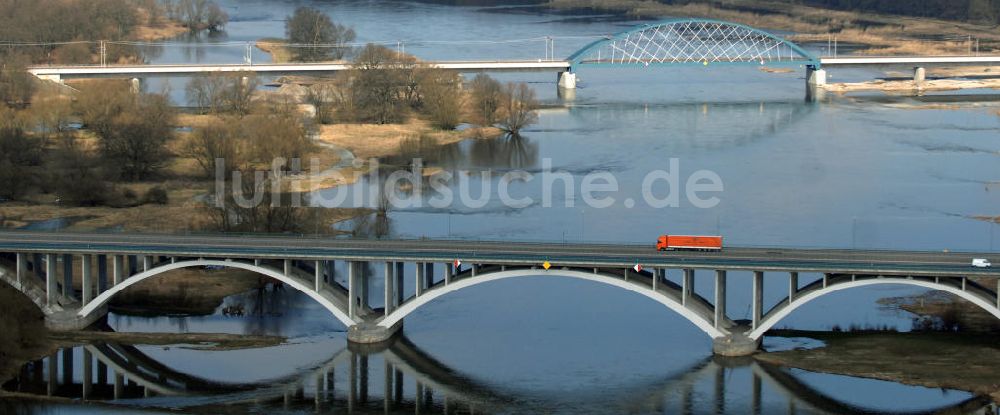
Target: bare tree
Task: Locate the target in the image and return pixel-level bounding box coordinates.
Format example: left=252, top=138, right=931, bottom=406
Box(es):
left=286, top=7, right=356, bottom=62
left=182, top=119, right=245, bottom=177
left=186, top=72, right=258, bottom=116
left=469, top=74, right=503, bottom=127
left=419, top=69, right=464, bottom=130
left=99, top=93, right=177, bottom=181
left=348, top=44, right=407, bottom=124
left=497, top=82, right=539, bottom=135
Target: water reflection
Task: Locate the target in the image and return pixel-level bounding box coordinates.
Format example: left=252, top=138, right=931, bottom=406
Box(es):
left=3, top=335, right=992, bottom=414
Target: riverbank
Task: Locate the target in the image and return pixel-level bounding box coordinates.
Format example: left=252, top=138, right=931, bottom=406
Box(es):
left=543, top=0, right=1000, bottom=55
left=758, top=329, right=1000, bottom=401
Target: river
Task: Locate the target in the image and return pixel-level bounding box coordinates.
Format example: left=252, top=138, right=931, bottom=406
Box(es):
left=4, top=0, right=1000, bottom=413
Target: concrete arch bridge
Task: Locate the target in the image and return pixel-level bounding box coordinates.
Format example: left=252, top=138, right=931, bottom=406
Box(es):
left=1, top=231, right=998, bottom=356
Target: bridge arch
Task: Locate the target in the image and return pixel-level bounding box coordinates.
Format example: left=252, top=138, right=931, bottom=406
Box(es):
left=378, top=268, right=726, bottom=339
left=749, top=277, right=1000, bottom=339
left=567, top=19, right=819, bottom=70
left=77, top=259, right=356, bottom=327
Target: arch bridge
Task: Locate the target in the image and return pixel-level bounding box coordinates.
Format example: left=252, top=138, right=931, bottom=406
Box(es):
left=0, top=230, right=998, bottom=356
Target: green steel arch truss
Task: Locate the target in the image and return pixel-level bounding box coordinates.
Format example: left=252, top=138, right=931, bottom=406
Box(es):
left=567, top=19, right=819, bottom=70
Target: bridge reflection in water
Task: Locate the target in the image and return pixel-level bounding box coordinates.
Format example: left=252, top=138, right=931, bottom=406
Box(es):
left=3, top=334, right=994, bottom=414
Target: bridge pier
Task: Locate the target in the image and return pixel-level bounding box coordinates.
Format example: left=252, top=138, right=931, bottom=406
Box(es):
left=558, top=71, right=577, bottom=89
left=913, top=66, right=926, bottom=84
left=806, top=66, right=826, bottom=87
left=712, top=328, right=760, bottom=356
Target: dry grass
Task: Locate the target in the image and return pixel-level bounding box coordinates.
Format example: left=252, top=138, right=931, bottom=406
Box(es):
left=256, top=39, right=294, bottom=64
left=316, top=118, right=502, bottom=160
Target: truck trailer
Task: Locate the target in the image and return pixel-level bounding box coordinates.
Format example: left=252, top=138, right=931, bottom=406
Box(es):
left=656, top=234, right=723, bottom=251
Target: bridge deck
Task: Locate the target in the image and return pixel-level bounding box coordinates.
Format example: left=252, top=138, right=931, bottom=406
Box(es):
left=27, top=60, right=573, bottom=79
left=0, top=231, right=995, bottom=277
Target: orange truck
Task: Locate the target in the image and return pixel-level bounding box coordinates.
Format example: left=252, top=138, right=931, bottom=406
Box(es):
left=656, top=234, right=724, bottom=251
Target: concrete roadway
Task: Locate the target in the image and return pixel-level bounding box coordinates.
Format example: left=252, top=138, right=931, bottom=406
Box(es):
left=0, top=231, right=996, bottom=278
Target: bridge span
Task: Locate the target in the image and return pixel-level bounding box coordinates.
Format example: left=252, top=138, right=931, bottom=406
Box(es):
left=1, top=230, right=998, bottom=356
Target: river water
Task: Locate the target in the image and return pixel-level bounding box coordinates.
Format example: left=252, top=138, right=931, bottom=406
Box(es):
left=5, top=0, right=1000, bottom=413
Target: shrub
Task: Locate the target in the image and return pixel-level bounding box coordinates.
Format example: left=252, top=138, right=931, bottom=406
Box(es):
left=144, top=186, right=169, bottom=205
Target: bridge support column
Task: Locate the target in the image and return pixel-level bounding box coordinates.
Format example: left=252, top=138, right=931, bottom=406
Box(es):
left=806, top=66, right=826, bottom=86
left=997, top=280, right=999, bottom=309
left=913, top=66, right=926, bottom=84
left=415, top=262, right=425, bottom=297
left=114, top=372, right=124, bottom=400
left=425, top=263, right=434, bottom=288
left=82, top=349, right=92, bottom=400
left=81, top=255, right=93, bottom=306
left=112, top=255, right=122, bottom=286
left=314, top=260, right=323, bottom=292
left=752, top=271, right=764, bottom=330
left=348, top=261, right=357, bottom=319
left=714, top=270, right=727, bottom=329
left=130, top=78, right=141, bottom=94
left=16, top=253, right=25, bottom=287
left=34, top=253, right=43, bottom=278
left=558, top=71, right=577, bottom=89
left=682, top=269, right=695, bottom=306
left=359, top=263, right=369, bottom=309
left=327, top=260, right=335, bottom=285
left=384, top=262, right=394, bottom=314
left=128, top=255, right=138, bottom=277
left=444, top=263, right=453, bottom=284
left=97, top=255, right=107, bottom=293
left=46, top=254, right=57, bottom=305
left=62, top=254, right=73, bottom=298
left=788, top=272, right=798, bottom=302
left=395, top=262, right=404, bottom=305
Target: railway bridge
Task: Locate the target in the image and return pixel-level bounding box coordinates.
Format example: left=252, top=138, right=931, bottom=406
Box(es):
left=26, top=19, right=1000, bottom=94
left=1, top=230, right=998, bottom=356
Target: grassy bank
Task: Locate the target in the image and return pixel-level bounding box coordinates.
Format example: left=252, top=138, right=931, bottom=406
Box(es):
left=758, top=329, right=1000, bottom=401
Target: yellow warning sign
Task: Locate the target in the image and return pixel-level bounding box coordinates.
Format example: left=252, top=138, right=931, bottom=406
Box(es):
left=543, top=261, right=551, bottom=270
